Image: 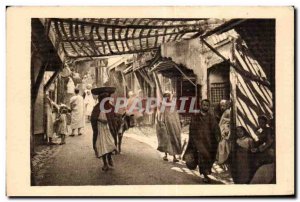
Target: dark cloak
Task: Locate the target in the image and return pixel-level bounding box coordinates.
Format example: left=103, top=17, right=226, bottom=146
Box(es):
left=184, top=112, right=220, bottom=174
left=231, top=143, right=255, bottom=184
left=91, top=102, right=121, bottom=150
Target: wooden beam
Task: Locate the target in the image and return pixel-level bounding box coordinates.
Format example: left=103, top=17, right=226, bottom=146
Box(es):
left=70, top=20, right=88, bottom=57
left=139, top=28, right=145, bottom=50
left=32, top=62, right=47, bottom=105
left=137, top=69, right=155, bottom=88
left=67, top=47, right=159, bottom=58
left=124, top=27, right=132, bottom=52
left=201, top=19, right=247, bottom=38
left=104, top=26, right=114, bottom=54
left=59, top=28, right=201, bottom=42
left=80, top=24, right=97, bottom=54
left=68, top=21, right=81, bottom=57
left=74, top=21, right=93, bottom=57
left=153, top=72, right=163, bottom=96
left=138, top=19, right=150, bottom=50
left=120, top=71, right=128, bottom=97
left=95, top=26, right=106, bottom=55
left=145, top=28, right=152, bottom=49
left=44, top=67, right=62, bottom=91
left=131, top=28, right=138, bottom=51
left=52, top=18, right=207, bottom=29
left=161, top=20, right=168, bottom=43
left=53, top=21, right=68, bottom=57
left=118, top=26, right=125, bottom=52
left=201, top=37, right=271, bottom=87
left=166, top=28, right=175, bottom=42
left=112, top=26, right=120, bottom=53
left=59, top=20, right=80, bottom=57
left=89, top=25, right=102, bottom=55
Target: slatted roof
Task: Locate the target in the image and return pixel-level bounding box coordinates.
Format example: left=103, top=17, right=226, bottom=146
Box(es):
left=43, top=18, right=229, bottom=60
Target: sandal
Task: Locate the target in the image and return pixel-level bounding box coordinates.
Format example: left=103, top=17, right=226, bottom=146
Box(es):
left=102, top=166, right=109, bottom=172
left=173, top=158, right=179, bottom=163
left=108, top=160, right=114, bottom=167
left=163, top=156, right=168, bottom=161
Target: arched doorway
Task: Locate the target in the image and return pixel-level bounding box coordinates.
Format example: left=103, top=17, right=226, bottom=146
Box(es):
left=207, top=61, right=230, bottom=109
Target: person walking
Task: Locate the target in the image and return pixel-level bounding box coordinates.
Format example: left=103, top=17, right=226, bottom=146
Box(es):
left=185, top=99, right=220, bottom=183
left=90, top=87, right=118, bottom=172
left=84, top=89, right=96, bottom=122
left=69, top=88, right=85, bottom=136
left=156, top=91, right=182, bottom=162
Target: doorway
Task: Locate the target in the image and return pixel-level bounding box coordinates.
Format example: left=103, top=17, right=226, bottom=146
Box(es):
left=207, top=61, right=230, bottom=108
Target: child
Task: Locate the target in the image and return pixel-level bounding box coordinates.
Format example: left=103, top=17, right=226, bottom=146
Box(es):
left=252, top=115, right=274, bottom=167
left=236, top=126, right=254, bottom=150
left=56, top=104, right=68, bottom=145
left=231, top=126, right=255, bottom=184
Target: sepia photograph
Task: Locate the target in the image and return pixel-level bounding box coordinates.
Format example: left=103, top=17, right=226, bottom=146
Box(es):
left=6, top=6, right=294, bottom=196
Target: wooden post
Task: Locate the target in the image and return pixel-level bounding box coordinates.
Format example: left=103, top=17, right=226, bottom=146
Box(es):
left=230, top=39, right=237, bottom=134
left=44, top=66, right=62, bottom=92
left=32, top=62, right=47, bottom=105
left=95, top=66, right=98, bottom=86
left=153, top=72, right=163, bottom=96
left=121, top=71, right=127, bottom=97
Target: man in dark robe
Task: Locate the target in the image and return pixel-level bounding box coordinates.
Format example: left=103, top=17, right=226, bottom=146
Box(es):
left=186, top=99, right=220, bottom=183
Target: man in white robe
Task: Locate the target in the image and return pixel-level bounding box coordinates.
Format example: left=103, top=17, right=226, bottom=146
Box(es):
left=84, top=89, right=96, bottom=122
left=70, top=88, right=85, bottom=136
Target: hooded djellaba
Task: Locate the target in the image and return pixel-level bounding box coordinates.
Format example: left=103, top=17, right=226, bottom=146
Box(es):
left=156, top=91, right=182, bottom=163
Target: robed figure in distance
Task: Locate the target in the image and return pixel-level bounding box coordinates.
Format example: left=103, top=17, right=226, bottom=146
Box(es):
left=156, top=91, right=182, bottom=162
left=184, top=99, right=220, bottom=183
left=69, top=88, right=85, bottom=136
left=90, top=87, right=119, bottom=171
left=84, top=88, right=96, bottom=122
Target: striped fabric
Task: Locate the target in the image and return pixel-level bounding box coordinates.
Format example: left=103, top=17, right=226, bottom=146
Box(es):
left=233, top=43, right=273, bottom=140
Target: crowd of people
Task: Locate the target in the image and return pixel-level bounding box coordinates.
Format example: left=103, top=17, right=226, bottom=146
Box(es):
left=45, top=71, right=97, bottom=146
left=156, top=93, right=275, bottom=184
left=45, top=80, right=275, bottom=184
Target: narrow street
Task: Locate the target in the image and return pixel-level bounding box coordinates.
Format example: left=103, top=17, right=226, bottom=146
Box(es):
left=33, top=123, right=230, bottom=186
left=27, top=18, right=275, bottom=188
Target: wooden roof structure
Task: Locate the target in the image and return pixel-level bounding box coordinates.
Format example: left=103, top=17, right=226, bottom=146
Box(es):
left=42, top=18, right=229, bottom=60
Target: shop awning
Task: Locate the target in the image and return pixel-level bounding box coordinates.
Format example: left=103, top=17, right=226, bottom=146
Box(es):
left=107, top=56, right=131, bottom=71
left=41, top=18, right=229, bottom=60
left=150, top=59, right=196, bottom=86
left=123, top=65, right=133, bottom=75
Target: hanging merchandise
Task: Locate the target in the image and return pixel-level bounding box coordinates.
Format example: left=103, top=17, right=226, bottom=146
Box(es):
left=67, top=77, right=75, bottom=94
left=72, top=72, right=82, bottom=84
left=102, top=66, right=109, bottom=84
left=60, top=66, right=71, bottom=78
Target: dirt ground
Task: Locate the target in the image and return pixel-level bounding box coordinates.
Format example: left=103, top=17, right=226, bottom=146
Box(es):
left=32, top=124, right=233, bottom=185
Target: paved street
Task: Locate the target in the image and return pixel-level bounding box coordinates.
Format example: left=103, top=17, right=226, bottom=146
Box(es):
left=32, top=123, right=232, bottom=186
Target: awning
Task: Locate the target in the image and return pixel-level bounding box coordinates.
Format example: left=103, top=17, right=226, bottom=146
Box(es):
left=123, top=64, right=133, bottom=75
left=107, top=56, right=131, bottom=71
left=150, top=59, right=196, bottom=86
left=41, top=18, right=229, bottom=60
